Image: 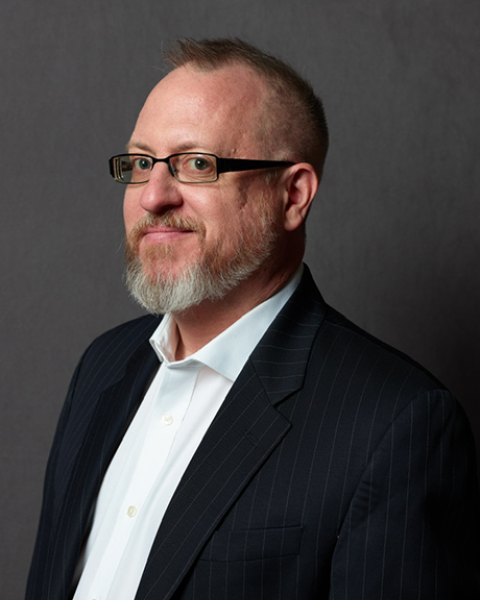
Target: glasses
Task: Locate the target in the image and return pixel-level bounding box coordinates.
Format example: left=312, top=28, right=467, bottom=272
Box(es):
left=109, top=152, right=294, bottom=184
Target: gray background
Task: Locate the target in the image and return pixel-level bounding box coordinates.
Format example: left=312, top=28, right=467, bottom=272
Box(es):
left=1, top=1, right=479, bottom=598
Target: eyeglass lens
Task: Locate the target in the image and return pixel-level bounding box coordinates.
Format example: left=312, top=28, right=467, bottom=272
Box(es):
left=113, top=153, right=218, bottom=184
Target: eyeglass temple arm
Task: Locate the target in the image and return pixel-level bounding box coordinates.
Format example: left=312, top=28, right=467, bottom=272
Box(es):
left=216, top=158, right=294, bottom=174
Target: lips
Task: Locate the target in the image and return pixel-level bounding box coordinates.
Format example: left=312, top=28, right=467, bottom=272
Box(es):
left=141, top=225, right=195, bottom=243
left=144, top=224, right=194, bottom=234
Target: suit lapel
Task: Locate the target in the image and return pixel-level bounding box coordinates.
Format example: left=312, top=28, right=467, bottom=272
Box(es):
left=136, top=363, right=290, bottom=600
left=135, top=267, right=327, bottom=599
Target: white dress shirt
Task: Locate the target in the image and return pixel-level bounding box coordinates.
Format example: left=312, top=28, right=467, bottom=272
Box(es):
left=73, top=267, right=302, bottom=600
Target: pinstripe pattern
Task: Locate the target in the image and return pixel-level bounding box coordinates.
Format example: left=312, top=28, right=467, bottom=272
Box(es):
left=26, top=267, right=480, bottom=599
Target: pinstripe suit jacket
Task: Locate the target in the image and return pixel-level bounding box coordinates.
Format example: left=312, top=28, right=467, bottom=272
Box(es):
left=26, top=266, right=480, bottom=599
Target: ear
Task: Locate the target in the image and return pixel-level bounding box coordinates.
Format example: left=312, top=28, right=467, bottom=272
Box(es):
left=282, top=163, right=319, bottom=232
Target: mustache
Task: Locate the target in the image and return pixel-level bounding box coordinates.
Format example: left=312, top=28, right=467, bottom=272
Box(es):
left=127, top=212, right=206, bottom=248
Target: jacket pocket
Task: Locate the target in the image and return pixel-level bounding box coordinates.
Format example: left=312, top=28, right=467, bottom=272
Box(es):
left=199, top=525, right=304, bottom=562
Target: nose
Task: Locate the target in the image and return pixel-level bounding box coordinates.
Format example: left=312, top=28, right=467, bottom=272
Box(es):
left=138, top=162, right=183, bottom=214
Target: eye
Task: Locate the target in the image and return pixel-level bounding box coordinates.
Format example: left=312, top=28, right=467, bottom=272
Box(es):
left=182, top=155, right=216, bottom=173
left=188, top=157, right=210, bottom=171
left=176, top=153, right=216, bottom=181
left=132, top=156, right=152, bottom=171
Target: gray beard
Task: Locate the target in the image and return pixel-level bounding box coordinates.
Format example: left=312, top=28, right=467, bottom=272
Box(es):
left=124, top=208, right=278, bottom=315
left=124, top=248, right=265, bottom=314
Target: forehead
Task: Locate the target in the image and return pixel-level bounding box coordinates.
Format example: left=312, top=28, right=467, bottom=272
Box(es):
left=129, top=64, right=268, bottom=155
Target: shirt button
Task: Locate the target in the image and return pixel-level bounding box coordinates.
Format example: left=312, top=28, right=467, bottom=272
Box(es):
left=162, top=414, right=174, bottom=426
left=127, top=505, right=138, bottom=518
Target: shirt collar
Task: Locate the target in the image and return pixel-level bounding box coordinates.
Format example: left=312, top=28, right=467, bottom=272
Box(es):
left=150, top=265, right=303, bottom=381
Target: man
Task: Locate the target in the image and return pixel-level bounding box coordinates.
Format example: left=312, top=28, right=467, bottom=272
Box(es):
left=26, top=38, right=480, bottom=599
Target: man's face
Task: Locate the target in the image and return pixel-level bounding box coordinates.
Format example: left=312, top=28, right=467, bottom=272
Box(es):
left=123, top=64, right=285, bottom=314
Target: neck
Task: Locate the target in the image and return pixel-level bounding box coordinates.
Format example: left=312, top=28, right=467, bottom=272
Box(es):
left=171, top=264, right=299, bottom=361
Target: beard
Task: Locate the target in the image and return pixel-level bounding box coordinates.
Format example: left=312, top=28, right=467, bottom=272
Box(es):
left=124, top=199, right=279, bottom=315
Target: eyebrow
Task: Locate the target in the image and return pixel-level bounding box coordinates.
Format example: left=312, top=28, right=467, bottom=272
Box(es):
left=125, top=141, right=153, bottom=154
left=125, top=140, right=216, bottom=156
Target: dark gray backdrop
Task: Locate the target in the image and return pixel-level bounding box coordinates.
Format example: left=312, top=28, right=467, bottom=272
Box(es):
left=1, top=1, right=479, bottom=598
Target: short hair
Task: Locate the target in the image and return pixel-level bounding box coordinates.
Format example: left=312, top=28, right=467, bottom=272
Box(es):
left=163, top=38, right=329, bottom=179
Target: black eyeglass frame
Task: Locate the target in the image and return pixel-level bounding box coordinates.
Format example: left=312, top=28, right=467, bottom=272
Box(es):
left=109, top=152, right=295, bottom=184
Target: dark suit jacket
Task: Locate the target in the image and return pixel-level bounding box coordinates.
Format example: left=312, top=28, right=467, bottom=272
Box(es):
left=26, top=267, right=480, bottom=599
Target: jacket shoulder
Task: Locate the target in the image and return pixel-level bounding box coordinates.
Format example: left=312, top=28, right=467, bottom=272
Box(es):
left=319, top=304, right=448, bottom=400
left=67, top=314, right=161, bottom=396
left=81, top=314, right=160, bottom=362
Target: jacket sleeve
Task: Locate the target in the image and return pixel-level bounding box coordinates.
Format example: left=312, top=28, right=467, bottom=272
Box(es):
left=24, top=352, right=86, bottom=600
left=329, top=390, right=480, bottom=599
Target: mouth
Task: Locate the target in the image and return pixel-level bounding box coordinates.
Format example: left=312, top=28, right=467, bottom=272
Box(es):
left=129, top=212, right=206, bottom=249
left=141, top=225, right=196, bottom=243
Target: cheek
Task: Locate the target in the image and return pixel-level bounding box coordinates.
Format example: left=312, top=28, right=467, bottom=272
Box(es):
left=123, top=190, right=143, bottom=233
left=211, top=204, right=245, bottom=242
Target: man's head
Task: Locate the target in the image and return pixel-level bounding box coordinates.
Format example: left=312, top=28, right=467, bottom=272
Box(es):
left=120, top=39, right=327, bottom=316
